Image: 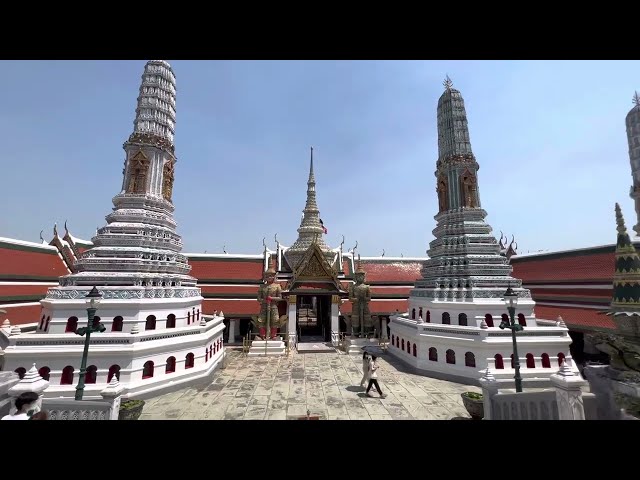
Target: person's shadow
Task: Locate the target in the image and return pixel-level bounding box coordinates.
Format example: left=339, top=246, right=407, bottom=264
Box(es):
left=345, top=385, right=364, bottom=392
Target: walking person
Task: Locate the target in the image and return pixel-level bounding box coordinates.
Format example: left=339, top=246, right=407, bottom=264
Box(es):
left=366, top=355, right=386, bottom=398
left=360, top=351, right=371, bottom=387
left=1, top=392, right=39, bottom=420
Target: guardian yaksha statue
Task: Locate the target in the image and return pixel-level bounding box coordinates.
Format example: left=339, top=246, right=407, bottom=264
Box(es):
left=349, top=256, right=372, bottom=337
left=252, top=258, right=287, bottom=340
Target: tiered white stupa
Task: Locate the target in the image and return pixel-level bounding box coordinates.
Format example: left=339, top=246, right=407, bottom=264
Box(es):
left=0, top=60, right=225, bottom=399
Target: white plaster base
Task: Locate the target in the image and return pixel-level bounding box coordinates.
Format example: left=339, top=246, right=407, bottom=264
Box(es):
left=248, top=339, right=286, bottom=357
left=344, top=337, right=379, bottom=355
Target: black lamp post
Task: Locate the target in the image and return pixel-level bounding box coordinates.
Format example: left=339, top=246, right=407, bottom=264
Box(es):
left=75, top=286, right=105, bottom=400
left=500, top=285, right=524, bottom=393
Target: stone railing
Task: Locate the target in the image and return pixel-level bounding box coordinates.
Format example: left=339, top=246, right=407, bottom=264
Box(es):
left=4, top=364, right=123, bottom=420
left=45, top=396, right=119, bottom=421
left=491, top=388, right=559, bottom=420
left=0, top=371, right=20, bottom=417
left=480, top=359, right=596, bottom=420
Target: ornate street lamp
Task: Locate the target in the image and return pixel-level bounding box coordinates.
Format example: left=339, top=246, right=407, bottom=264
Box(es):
left=75, top=286, right=106, bottom=400
left=500, top=285, right=524, bottom=393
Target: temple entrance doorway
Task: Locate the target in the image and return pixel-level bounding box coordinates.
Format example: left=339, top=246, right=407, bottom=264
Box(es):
left=297, top=295, right=331, bottom=342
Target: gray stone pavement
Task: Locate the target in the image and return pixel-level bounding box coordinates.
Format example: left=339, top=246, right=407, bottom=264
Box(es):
left=140, top=349, right=482, bottom=420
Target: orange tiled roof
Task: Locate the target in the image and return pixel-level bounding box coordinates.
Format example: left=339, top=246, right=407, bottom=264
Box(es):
left=512, top=248, right=615, bottom=283
left=202, top=299, right=259, bottom=316
left=1, top=304, right=43, bottom=325
left=200, top=285, right=259, bottom=296
left=534, top=304, right=615, bottom=331
left=359, top=260, right=422, bottom=283
left=0, top=241, right=68, bottom=279
left=340, top=299, right=408, bottom=315
left=189, top=257, right=264, bottom=281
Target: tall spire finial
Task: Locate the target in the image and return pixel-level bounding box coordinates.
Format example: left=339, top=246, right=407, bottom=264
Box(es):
left=634, top=91, right=640, bottom=107
left=615, top=202, right=626, bottom=234
left=443, top=75, right=453, bottom=90
left=309, top=146, right=315, bottom=183
left=285, top=147, right=332, bottom=268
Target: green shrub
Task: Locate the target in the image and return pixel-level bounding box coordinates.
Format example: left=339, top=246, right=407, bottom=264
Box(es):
left=462, top=392, right=483, bottom=400
left=120, top=399, right=145, bottom=410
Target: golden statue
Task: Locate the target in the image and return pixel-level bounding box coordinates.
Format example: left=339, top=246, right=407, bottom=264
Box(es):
left=349, top=255, right=372, bottom=337
left=252, top=258, right=288, bottom=340
left=127, top=151, right=149, bottom=194
left=460, top=170, right=477, bottom=208
left=162, top=161, right=175, bottom=201
left=437, top=175, right=448, bottom=212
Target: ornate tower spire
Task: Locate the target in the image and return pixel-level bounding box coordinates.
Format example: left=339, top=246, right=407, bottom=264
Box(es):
left=284, top=147, right=332, bottom=269
left=627, top=92, right=640, bottom=236
left=435, top=77, right=479, bottom=214
left=132, top=60, right=176, bottom=147
left=45, top=60, right=198, bottom=294
left=413, top=80, right=527, bottom=301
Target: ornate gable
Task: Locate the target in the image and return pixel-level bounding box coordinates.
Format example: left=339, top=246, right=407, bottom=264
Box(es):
left=288, top=242, right=342, bottom=292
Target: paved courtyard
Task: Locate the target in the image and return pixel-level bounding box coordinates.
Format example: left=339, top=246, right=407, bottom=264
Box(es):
left=141, top=349, right=482, bottom=420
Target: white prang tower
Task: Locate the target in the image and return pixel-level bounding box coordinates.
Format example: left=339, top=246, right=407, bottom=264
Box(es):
left=1, top=61, right=224, bottom=399
left=46, top=59, right=202, bottom=312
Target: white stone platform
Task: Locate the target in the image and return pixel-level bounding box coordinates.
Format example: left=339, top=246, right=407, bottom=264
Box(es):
left=248, top=339, right=286, bottom=357
left=297, top=342, right=335, bottom=354
left=343, top=337, right=380, bottom=355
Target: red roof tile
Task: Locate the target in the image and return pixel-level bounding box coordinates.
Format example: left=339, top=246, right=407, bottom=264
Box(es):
left=360, top=261, right=422, bottom=283
left=199, top=285, right=259, bottom=295
left=0, top=285, right=50, bottom=298
left=202, top=299, right=259, bottom=316
left=512, top=250, right=615, bottom=283
left=1, top=304, right=42, bottom=326
left=528, top=287, right=612, bottom=298
left=0, top=245, right=67, bottom=279
left=340, top=300, right=408, bottom=315
left=189, top=258, right=264, bottom=281
left=533, top=304, right=615, bottom=330
left=370, top=287, right=413, bottom=296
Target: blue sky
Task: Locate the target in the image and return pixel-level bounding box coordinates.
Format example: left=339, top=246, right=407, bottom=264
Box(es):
left=0, top=60, right=638, bottom=256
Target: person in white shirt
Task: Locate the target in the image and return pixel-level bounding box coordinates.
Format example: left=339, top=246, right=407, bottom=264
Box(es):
left=365, top=355, right=386, bottom=398
left=360, top=352, right=371, bottom=387
left=1, top=391, right=39, bottom=420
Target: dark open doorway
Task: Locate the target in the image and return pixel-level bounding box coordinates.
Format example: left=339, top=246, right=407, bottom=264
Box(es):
left=297, top=295, right=331, bottom=342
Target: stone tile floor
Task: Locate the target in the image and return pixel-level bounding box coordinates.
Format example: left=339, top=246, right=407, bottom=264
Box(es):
left=141, top=349, right=482, bottom=420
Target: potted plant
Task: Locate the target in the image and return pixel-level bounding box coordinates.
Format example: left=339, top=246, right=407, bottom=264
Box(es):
left=118, top=399, right=145, bottom=420
left=461, top=392, right=484, bottom=420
